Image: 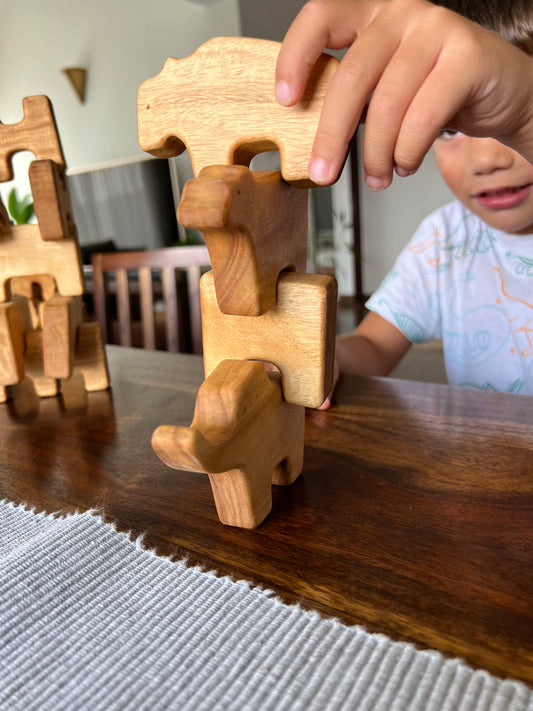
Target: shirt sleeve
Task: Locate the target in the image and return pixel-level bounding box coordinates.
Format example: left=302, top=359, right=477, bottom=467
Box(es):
left=365, top=210, right=445, bottom=344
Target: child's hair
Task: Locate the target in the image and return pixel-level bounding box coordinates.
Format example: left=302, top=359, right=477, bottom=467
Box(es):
left=431, top=0, right=533, bottom=54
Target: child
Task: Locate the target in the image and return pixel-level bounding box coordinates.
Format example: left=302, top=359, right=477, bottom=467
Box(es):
left=277, top=0, right=533, bottom=402
left=275, top=0, right=533, bottom=190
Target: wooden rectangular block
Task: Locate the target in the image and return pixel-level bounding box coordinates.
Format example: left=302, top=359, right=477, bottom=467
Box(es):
left=201, top=270, right=337, bottom=409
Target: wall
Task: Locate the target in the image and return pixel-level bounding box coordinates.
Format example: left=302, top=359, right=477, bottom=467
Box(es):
left=0, top=0, right=240, bottom=197
left=238, top=0, right=306, bottom=41
left=357, top=129, right=454, bottom=293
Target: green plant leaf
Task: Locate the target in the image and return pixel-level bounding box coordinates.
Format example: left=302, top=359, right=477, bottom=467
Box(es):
left=7, top=187, right=34, bottom=224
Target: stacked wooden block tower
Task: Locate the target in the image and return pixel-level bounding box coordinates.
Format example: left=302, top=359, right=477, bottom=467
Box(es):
left=0, top=95, right=109, bottom=405
left=138, top=37, right=340, bottom=528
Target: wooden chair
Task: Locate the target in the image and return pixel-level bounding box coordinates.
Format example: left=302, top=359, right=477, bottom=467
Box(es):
left=90, top=246, right=210, bottom=354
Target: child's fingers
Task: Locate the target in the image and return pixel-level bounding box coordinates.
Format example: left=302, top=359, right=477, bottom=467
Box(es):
left=306, top=7, right=404, bottom=185
left=275, top=2, right=335, bottom=107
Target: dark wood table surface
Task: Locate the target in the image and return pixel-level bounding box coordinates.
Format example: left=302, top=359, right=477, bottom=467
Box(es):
left=1, top=345, right=532, bottom=685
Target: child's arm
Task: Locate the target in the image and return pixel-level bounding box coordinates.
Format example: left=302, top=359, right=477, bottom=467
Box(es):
left=275, top=0, right=533, bottom=189
left=336, top=312, right=412, bottom=375
left=319, top=311, right=412, bottom=409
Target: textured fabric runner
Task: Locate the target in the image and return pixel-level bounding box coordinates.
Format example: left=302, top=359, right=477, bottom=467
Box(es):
left=1, top=499, right=531, bottom=711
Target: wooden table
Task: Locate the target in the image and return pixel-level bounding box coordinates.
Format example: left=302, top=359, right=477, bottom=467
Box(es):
left=1, top=346, right=532, bottom=686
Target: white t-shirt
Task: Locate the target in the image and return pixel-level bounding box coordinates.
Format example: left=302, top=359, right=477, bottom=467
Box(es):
left=366, top=200, right=533, bottom=394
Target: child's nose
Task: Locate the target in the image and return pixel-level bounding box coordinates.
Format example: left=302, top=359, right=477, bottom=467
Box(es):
left=468, top=137, right=514, bottom=174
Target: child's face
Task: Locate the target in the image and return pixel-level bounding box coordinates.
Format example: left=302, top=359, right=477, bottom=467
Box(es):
left=433, top=132, right=533, bottom=235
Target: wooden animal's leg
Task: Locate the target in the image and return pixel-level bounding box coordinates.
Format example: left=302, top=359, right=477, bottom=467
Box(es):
left=0, top=297, right=33, bottom=386
left=72, top=322, right=110, bottom=392
left=152, top=360, right=305, bottom=528
left=29, top=160, right=77, bottom=241
left=23, top=329, right=59, bottom=397
left=41, top=295, right=84, bottom=379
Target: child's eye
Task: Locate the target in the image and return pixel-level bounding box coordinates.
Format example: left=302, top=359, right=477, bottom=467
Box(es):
left=439, top=129, right=463, bottom=140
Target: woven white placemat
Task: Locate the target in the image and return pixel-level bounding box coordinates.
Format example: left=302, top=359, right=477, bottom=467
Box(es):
left=0, top=499, right=531, bottom=711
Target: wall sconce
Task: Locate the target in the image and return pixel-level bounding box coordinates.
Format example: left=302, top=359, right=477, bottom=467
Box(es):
left=62, top=67, right=87, bottom=104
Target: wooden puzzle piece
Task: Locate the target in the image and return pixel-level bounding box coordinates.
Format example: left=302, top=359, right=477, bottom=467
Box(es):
left=0, top=96, right=65, bottom=182
left=23, top=329, right=59, bottom=398
left=41, top=295, right=84, bottom=379
left=1, top=320, right=109, bottom=405
left=201, top=270, right=337, bottom=409
left=71, top=322, right=110, bottom=393
left=137, top=37, right=339, bottom=186
left=0, top=297, right=33, bottom=385
left=29, top=160, right=77, bottom=241
left=0, top=223, right=83, bottom=303
left=152, top=359, right=305, bottom=529
left=178, top=165, right=308, bottom=316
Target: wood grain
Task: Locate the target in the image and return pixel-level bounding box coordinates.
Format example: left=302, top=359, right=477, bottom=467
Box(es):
left=0, top=95, right=65, bottom=181
left=29, top=159, right=77, bottom=241
left=137, top=37, right=338, bottom=186
left=178, top=165, right=308, bottom=316
left=0, top=223, right=83, bottom=303
left=153, top=359, right=304, bottom=528
left=201, top=270, right=337, bottom=408
left=0, top=346, right=532, bottom=683
left=0, top=297, right=33, bottom=386
left=41, top=295, right=84, bottom=379
left=91, top=246, right=211, bottom=354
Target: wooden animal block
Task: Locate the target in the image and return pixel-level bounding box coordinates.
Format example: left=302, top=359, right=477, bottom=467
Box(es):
left=22, top=329, right=59, bottom=398
left=0, top=96, right=65, bottom=182
left=152, top=359, right=305, bottom=529
left=0, top=297, right=33, bottom=385
left=0, top=223, right=83, bottom=303
left=72, top=322, right=110, bottom=393
left=178, top=165, right=308, bottom=316
left=2, top=321, right=109, bottom=404
left=29, top=160, right=77, bottom=241
left=137, top=37, right=339, bottom=186
left=41, top=295, right=84, bottom=379
left=201, top=270, right=337, bottom=409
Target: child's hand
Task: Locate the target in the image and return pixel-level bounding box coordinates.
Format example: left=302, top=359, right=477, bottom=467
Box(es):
left=317, top=360, right=339, bottom=410
left=275, top=0, right=533, bottom=189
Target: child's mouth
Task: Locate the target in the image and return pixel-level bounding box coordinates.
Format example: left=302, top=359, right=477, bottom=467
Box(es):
left=475, top=184, right=532, bottom=210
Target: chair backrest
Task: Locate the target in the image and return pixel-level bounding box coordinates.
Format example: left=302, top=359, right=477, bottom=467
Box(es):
left=90, top=245, right=210, bottom=354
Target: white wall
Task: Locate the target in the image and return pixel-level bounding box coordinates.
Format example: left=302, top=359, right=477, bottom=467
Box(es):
left=0, top=0, right=240, bottom=197
left=356, top=128, right=454, bottom=293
